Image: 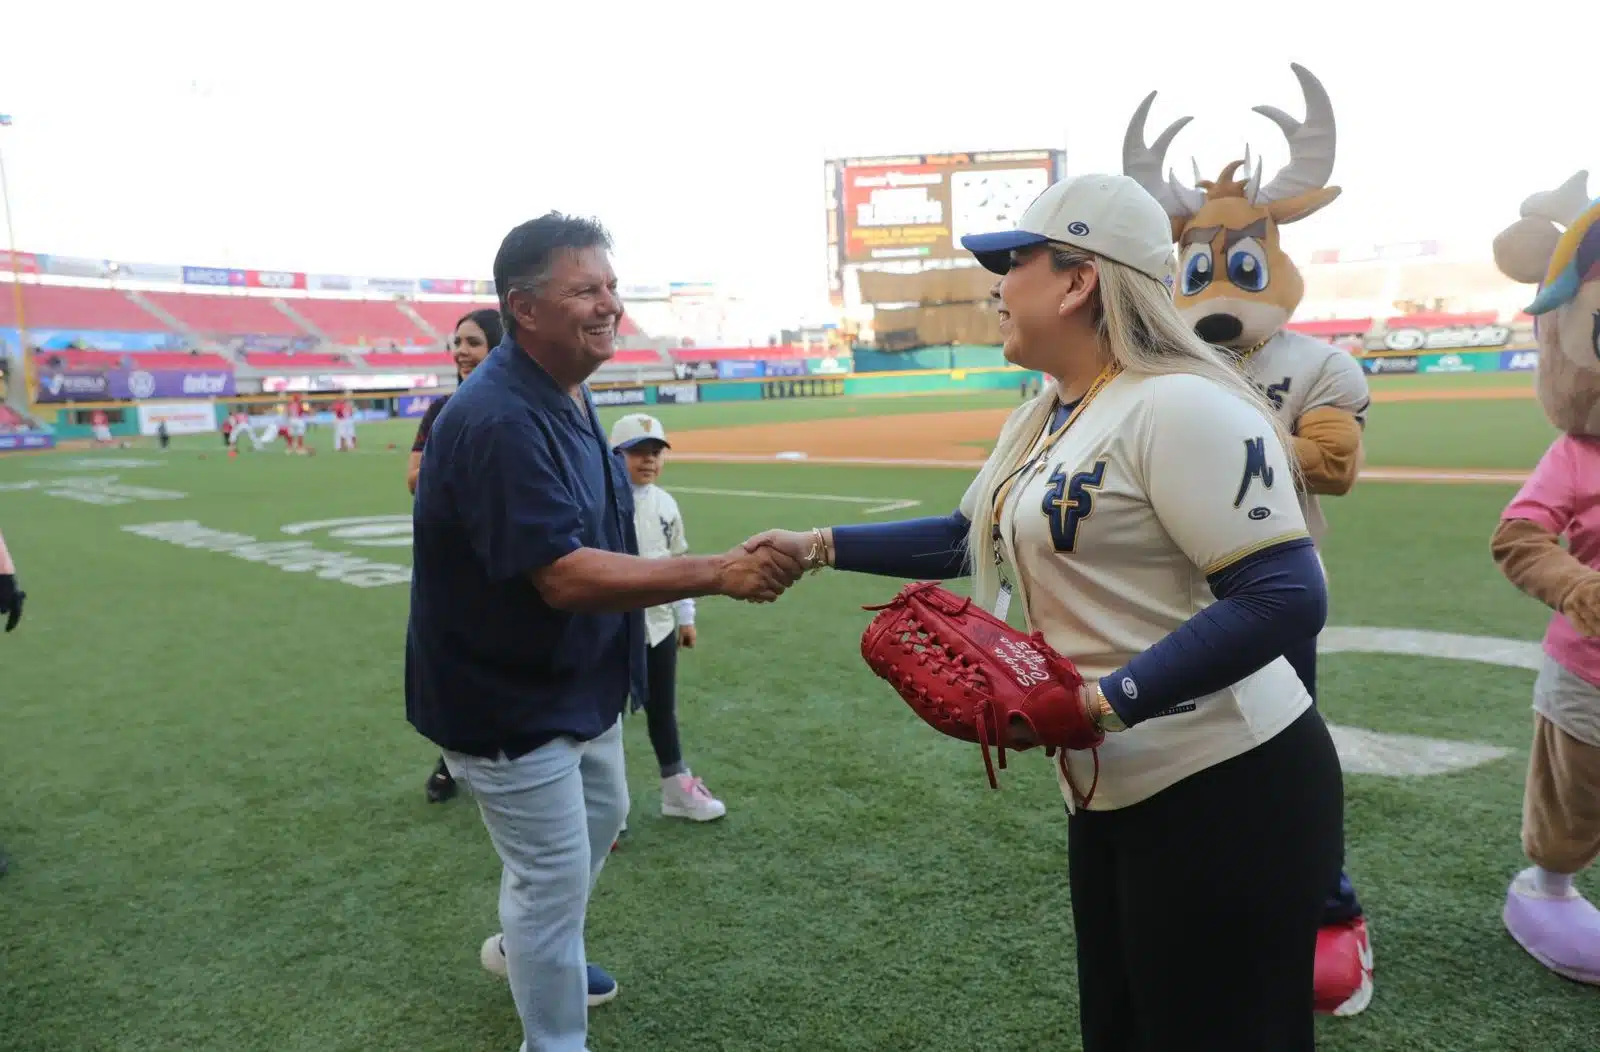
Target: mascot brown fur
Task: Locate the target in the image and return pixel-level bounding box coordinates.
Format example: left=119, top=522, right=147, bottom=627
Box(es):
left=1490, top=171, right=1600, bottom=986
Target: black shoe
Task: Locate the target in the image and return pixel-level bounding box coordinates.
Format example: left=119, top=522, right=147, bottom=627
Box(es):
left=425, top=758, right=457, bottom=803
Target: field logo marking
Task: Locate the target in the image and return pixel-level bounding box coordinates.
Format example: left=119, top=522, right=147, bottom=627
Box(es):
left=1320, top=626, right=1526, bottom=776
left=281, top=515, right=413, bottom=548
left=123, top=520, right=411, bottom=589
left=668, top=486, right=921, bottom=515
left=54, top=457, right=166, bottom=470
left=0, top=474, right=186, bottom=505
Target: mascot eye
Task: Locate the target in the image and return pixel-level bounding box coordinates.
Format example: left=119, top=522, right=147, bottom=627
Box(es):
left=1180, top=244, right=1213, bottom=296
left=1227, top=238, right=1270, bottom=293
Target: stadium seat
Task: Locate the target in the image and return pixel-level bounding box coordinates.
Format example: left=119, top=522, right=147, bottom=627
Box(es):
left=290, top=299, right=432, bottom=346
left=142, top=291, right=306, bottom=340
left=0, top=281, right=171, bottom=332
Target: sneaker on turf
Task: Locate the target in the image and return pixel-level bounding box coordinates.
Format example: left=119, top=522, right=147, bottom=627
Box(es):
left=661, top=772, right=726, bottom=822
left=1313, top=917, right=1374, bottom=1016
left=479, top=934, right=619, bottom=1006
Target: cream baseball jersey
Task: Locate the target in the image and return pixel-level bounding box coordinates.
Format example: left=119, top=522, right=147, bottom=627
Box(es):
left=1239, top=329, right=1371, bottom=544
left=631, top=482, right=693, bottom=647
left=959, top=371, right=1314, bottom=811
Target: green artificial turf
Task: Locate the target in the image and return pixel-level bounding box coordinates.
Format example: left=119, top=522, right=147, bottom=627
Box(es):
left=2, top=398, right=1595, bottom=1051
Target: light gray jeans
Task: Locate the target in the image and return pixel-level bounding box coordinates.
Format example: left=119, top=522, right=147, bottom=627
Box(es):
left=443, top=716, right=629, bottom=1052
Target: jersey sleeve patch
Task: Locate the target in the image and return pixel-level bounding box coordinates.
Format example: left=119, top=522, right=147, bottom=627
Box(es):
left=1140, top=375, right=1311, bottom=574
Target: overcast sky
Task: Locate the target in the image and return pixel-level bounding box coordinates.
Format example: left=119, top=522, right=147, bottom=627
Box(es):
left=0, top=1, right=1591, bottom=326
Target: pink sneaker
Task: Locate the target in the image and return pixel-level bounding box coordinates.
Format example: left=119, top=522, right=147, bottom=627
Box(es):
left=1504, top=872, right=1600, bottom=985
left=661, top=772, right=726, bottom=822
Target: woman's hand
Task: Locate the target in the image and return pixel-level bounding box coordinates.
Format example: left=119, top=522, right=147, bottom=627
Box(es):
left=678, top=625, right=697, bottom=649
left=743, top=528, right=831, bottom=570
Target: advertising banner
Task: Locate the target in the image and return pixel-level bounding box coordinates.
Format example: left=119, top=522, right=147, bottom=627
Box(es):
left=655, top=382, right=699, bottom=405
left=1360, top=355, right=1419, bottom=375
left=0, top=431, right=54, bottom=451
left=763, top=359, right=807, bottom=377
left=717, top=360, right=764, bottom=380
left=1420, top=352, right=1490, bottom=374
left=761, top=378, right=846, bottom=400
left=117, top=261, right=186, bottom=283
left=38, top=254, right=111, bottom=279
left=307, top=273, right=353, bottom=291
left=805, top=356, right=852, bottom=376
left=247, top=270, right=306, bottom=291
left=34, top=366, right=235, bottom=402
left=182, top=265, right=247, bottom=287
left=27, top=329, right=184, bottom=351
left=359, top=276, right=417, bottom=296
left=0, top=250, right=40, bottom=274
left=836, top=150, right=1059, bottom=263
left=1381, top=323, right=1511, bottom=352
left=419, top=278, right=474, bottom=294
left=591, top=386, right=647, bottom=407
left=399, top=394, right=440, bottom=418
left=1501, top=349, right=1540, bottom=371
left=671, top=360, right=720, bottom=382
left=137, top=401, right=216, bottom=435
left=260, top=373, right=440, bottom=393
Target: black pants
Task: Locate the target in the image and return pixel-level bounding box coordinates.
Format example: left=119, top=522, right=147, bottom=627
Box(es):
left=1284, top=634, right=1363, bottom=924
left=1068, top=706, right=1344, bottom=1052
left=644, top=633, right=683, bottom=775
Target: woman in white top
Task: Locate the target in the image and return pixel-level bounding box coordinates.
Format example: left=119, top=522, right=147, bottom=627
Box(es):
left=747, top=174, right=1342, bottom=1050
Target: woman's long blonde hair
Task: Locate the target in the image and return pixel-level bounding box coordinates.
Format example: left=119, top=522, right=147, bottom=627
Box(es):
left=965, top=244, right=1298, bottom=611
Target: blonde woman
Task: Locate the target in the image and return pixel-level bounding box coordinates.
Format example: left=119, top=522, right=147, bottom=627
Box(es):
left=746, top=174, right=1342, bottom=1050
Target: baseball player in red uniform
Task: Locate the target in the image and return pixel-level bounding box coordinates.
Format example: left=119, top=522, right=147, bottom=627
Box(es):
left=333, top=396, right=357, bottom=452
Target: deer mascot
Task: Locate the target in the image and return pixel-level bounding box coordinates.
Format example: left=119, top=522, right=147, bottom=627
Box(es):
left=1490, top=171, right=1600, bottom=987
left=1122, top=63, right=1376, bottom=1016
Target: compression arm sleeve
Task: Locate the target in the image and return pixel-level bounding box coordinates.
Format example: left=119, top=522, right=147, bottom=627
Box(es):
left=1099, top=537, right=1326, bottom=727
left=830, top=512, right=972, bottom=581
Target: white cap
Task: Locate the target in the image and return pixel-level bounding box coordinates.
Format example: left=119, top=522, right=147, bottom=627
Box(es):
left=960, top=173, right=1177, bottom=287
left=608, top=412, right=670, bottom=451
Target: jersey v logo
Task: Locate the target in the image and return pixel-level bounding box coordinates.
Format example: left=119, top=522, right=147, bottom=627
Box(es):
left=1234, top=436, right=1275, bottom=508
left=1042, top=459, right=1108, bottom=553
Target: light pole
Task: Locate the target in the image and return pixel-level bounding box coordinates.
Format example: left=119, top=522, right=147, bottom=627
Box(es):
left=0, top=113, right=32, bottom=418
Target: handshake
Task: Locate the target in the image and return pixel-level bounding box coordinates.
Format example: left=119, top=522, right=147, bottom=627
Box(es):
left=713, top=529, right=827, bottom=604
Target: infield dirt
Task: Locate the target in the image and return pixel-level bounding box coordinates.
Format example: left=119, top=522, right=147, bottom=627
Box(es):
left=669, top=384, right=1536, bottom=470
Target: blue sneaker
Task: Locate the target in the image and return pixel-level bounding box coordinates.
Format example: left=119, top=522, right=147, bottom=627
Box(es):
left=586, top=964, right=619, bottom=1006
left=480, top=934, right=620, bottom=1007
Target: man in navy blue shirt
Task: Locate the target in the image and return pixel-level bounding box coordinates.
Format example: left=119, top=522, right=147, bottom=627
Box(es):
left=407, top=212, right=802, bottom=1052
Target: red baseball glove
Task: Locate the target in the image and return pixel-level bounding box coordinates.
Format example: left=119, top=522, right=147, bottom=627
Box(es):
left=860, top=581, right=1103, bottom=801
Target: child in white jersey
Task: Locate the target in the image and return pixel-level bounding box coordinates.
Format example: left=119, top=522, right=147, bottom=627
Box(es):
left=608, top=413, right=727, bottom=823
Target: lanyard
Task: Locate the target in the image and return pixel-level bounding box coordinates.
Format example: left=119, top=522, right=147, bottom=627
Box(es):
left=984, top=363, right=1120, bottom=621
left=988, top=363, right=1121, bottom=537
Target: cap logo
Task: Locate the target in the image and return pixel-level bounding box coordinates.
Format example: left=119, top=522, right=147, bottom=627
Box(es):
left=642, top=418, right=655, bottom=432
left=1067, top=221, right=1090, bottom=236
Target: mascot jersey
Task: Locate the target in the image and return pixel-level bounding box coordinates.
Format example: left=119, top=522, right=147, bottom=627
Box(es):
left=1120, top=63, right=1375, bottom=1018
left=1490, top=169, right=1600, bottom=988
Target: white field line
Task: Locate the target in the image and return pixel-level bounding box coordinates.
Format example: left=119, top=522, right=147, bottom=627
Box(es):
left=669, top=485, right=920, bottom=515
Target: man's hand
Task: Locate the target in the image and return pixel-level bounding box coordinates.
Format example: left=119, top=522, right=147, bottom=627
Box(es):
left=0, top=574, right=24, bottom=633
left=715, top=545, right=804, bottom=603
left=1562, top=575, right=1600, bottom=637
left=678, top=625, right=697, bottom=649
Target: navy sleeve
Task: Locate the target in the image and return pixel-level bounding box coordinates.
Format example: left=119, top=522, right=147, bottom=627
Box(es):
left=831, top=512, right=972, bottom=580
left=1099, top=537, right=1326, bottom=726
left=460, top=415, right=585, bottom=582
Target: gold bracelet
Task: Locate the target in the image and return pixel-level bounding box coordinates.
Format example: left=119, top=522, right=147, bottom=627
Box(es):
left=803, top=527, right=829, bottom=572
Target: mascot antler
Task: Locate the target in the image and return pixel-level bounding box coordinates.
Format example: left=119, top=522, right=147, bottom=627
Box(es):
left=1521, top=170, right=1591, bottom=228
left=1122, top=62, right=1337, bottom=217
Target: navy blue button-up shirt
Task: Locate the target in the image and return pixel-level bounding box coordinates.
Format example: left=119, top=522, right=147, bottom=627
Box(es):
left=405, top=335, right=647, bottom=759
